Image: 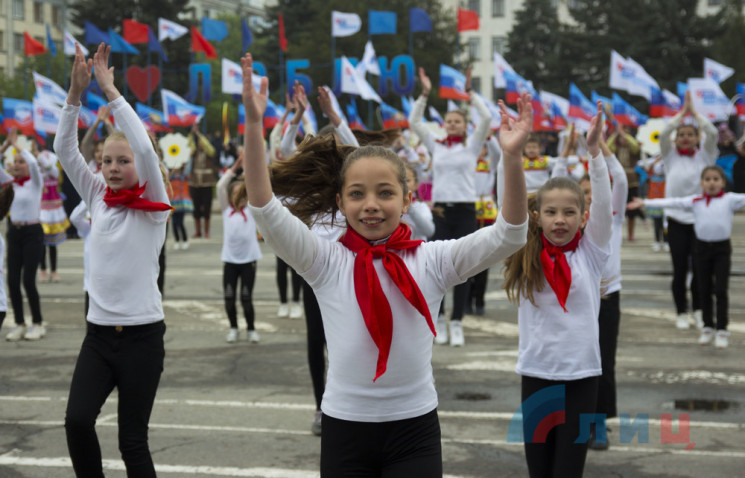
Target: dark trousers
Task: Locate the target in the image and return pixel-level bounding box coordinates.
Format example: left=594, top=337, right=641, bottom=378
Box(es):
left=189, top=186, right=213, bottom=220
left=596, top=292, right=620, bottom=418
left=40, top=244, right=58, bottom=272
left=65, top=321, right=165, bottom=478
left=277, top=257, right=302, bottom=303
left=695, top=239, right=731, bottom=330
left=0, top=311, right=6, bottom=330
left=171, top=211, right=187, bottom=242
left=469, top=268, right=489, bottom=309
left=302, top=281, right=326, bottom=410
left=223, top=262, right=256, bottom=330
left=7, top=223, right=44, bottom=325
left=321, top=409, right=442, bottom=477
left=157, top=244, right=165, bottom=297
left=433, top=203, right=478, bottom=321
left=666, top=218, right=699, bottom=314
left=522, top=376, right=598, bottom=478
left=653, top=217, right=666, bottom=243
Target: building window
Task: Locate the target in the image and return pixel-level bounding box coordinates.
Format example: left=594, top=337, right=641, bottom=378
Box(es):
left=13, top=32, right=23, bottom=52
left=34, top=1, right=43, bottom=23
left=492, top=36, right=507, bottom=55
left=492, top=0, right=504, bottom=17
left=471, top=76, right=481, bottom=94
left=467, top=37, right=481, bottom=61
left=13, top=0, right=24, bottom=19
left=52, top=5, right=61, bottom=26
left=468, top=0, right=480, bottom=15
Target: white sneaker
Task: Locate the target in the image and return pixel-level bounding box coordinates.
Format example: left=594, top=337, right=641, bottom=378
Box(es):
left=277, top=303, right=289, bottom=318
left=289, top=302, right=303, bottom=319
left=6, top=324, right=26, bottom=342
left=247, top=330, right=260, bottom=343
left=434, top=314, right=448, bottom=345
left=182, top=241, right=189, bottom=250
left=692, top=310, right=703, bottom=329
left=663, top=242, right=670, bottom=252
left=449, top=321, right=465, bottom=347
left=651, top=242, right=662, bottom=252
left=173, top=242, right=181, bottom=250
left=714, top=331, right=729, bottom=349
left=226, top=328, right=239, bottom=343
left=25, top=324, right=46, bottom=341
left=676, top=313, right=690, bottom=330
left=698, top=327, right=714, bottom=345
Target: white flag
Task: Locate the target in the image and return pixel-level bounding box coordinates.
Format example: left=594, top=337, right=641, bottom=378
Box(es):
left=356, top=41, right=380, bottom=76
left=626, top=57, right=659, bottom=101
left=340, top=56, right=382, bottom=103
left=332, top=11, right=361, bottom=38
left=159, top=18, right=188, bottom=42
left=687, top=78, right=734, bottom=122
left=704, top=58, right=734, bottom=84
left=608, top=50, right=632, bottom=92
left=221, top=58, right=262, bottom=95
left=540, top=90, right=570, bottom=118
left=447, top=100, right=458, bottom=112
left=32, top=97, right=62, bottom=134
left=64, top=30, right=88, bottom=56
left=33, top=72, right=68, bottom=106
left=493, top=52, right=516, bottom=89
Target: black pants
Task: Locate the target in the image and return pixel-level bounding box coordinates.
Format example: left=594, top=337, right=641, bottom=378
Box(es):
left=302, top=280, right=326, bottom=410
left=321, top=409, right=442, bottom=477
left=65, top=321, right=165, bottom=478
left=652, top=217, right=666, bottom=243
left=522, top=376, right=598, bottom=478
left=596, top=292, right=620, bottom=418
left=433, top=203, right=478, bottom=321
left=0, top=311, right=6, bottom=330
left=7, top=223, right=44, bottom=325
left=277, top=257, right=301, bottom=303
left=189, top=186, right=213, bottom=220
left=695, top=239, right=731, bottom=330
left=40, top=244, right=58, bottom=272
left=157, top=244, right=165, bottom=297
left=172, top=211, right=187, bottom=242
left=469, top=268, right=489, bottom=309
left=666, top=218, right=699, bottom=314
left=223, top=262, right=256, bottom=330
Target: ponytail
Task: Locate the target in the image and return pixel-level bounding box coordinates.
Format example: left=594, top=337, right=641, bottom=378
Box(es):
left=502, top=194, right=545, bottom=306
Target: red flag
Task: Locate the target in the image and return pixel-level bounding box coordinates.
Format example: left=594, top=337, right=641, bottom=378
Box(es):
left=123, top=19, right=150, bottom=44
left=457, top=8, right=479, bottom=32
left=278, top=13, right=288, bottom=52
left=191, top=26, right=217, bottom=59
left=24, top=31, right=47, bottom=56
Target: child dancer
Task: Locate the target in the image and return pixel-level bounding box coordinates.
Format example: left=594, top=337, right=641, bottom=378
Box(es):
left=1, top=128, right=46, bottom=341
left=631, top=166, right=744, bottom=348
left=402, top=162, right=435, bottom=241
left=645, top=156, right=668, bottom=252
left=217, top=156, right=262, bottom=343
left=169, top=164, right=193, bottom=250
left=36, top=145, right=69, bottom=282
left=503, top=102, right=612, bottom=477
left=240, top=54, right=529, bottom=476
left=54, top=43, right=171, bottom=478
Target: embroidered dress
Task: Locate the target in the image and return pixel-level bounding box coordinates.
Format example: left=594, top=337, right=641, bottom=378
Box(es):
left=38, top=152, right=70, bottom=246
left=169, top=172, right=194, bottom=213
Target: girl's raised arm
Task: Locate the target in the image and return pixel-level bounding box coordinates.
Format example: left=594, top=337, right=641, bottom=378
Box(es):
left=584, top=101, right=613, bottom=248
left=408, top=68, right=436, bottom=153
left=241, top=54, right=272, bottom=208
left=497, top=92, right=530, bottom=226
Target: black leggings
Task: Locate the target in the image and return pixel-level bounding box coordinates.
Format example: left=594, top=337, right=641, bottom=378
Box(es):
left=189, top=186, right=213, bottom=220
left=277, top=257, right=301, bottom=303
left=522, top=375, right=598, bottom=478
left=666, top=218, right=699, bottom=314
left=40, top=244, right=57, bottom=272
left=596, top=292, right=620, bottom=418
left=171, top=211, right=187, bottom=242
left=652, top=217, right=666, bottom=243
left=7, top=223, right=44, bottom=325
left=695, top=239, right=731, bottom=330
left=66, top=321, right=165, bottom=478
left=302, top=281, right=326, bottom=410
left=433, top=203, right=478, bottom=321
left=321, top=409, right=442, bottom=477
left=223, top=262, right=256, bottom=330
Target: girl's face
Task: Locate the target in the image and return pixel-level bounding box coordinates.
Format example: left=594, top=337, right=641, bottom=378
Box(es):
left=337, top=157, right=411, bottom=241
left=524, top=141, right=541, bottom=159
left=675, top=126, right=699, bottom=151
left=102, top=139, right=138, bottom=191
left=536, top=188, right=588, bottom=245
left=579, top=179, right=592, bottom=210
left=444, top=112, right=466, bottom=137
left=701, top=170, right=725, bottom=196
left=231, top=182, right=246, bottom=209
left=11, top=154, right=29, bottom=178
left=94, top=142, right=104, bottom=165
left=405, top=168, right=418, bottom=194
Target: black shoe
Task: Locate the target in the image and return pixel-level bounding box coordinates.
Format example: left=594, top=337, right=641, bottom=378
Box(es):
left=474, top=306, right=485, bottom=316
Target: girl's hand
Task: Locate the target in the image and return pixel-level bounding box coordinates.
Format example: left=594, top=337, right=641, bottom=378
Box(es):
left=498, top=92, right=533, bottom=158
left=317, top=86, right=333, bottom=116
left=67, top=43, right=92, bottom=105
left=586, top=100, right=603, bottom=158
left=285, top=92, right=296, bottom=112
left=683, top=90, right=695, bottom=116
left=290, top=82, right=307, bottom=125
left=627, top=197, right=644, bottom=210
left=465, top=66, right=473, bottom=92
left=241, top=53, right=268, bottom=123
left=418, top=68, right=431, bottom=96
left=7, top=128, right=18, bottom=147
left=92, top=43, right=118, bottom=100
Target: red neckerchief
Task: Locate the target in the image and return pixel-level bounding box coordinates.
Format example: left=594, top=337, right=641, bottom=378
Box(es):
left=693, top=190, right=725, bottom=206
left=339, top=223, right=434, bottom=381
left=103, top=183, right=173, bottom=212
left=436, top=135, right=465, bottom=147
left=13, top=176, right=31, bottom=186
left=229, top=206, right=247, bottom=221
left=677, top=147, right=696, bottom=156
left=540, top=231, right=581, bottom=313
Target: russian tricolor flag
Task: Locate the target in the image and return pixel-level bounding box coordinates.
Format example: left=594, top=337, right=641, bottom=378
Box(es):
left=612, top=93, right=647, bottom=127
left=346, top=99, right=366, bottom=130
left=161, top=89, right=205, bottom=127
left=439, top=64, right=469, bottom=101
left=380, top=102, right=408, bottom=129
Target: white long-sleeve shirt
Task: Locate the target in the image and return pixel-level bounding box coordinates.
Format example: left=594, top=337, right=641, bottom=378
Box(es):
left=249, top=196, right=527, bottom=422
left=402, top=200, right=435, bottom=241
left=217, top=170, right=262, bottom=264
left=516, top=153, right=612, bottom=381
left=5, top=151, right=42, bottom=223
left=644, top=193, right=745, bottom=242
left=54, top=96, right=170, bottom=326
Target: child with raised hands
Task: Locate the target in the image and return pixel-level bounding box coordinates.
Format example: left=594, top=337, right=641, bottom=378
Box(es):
left=240, top=53, right=529, bottom=477
left=503, top=101, right=613, bottom=477
left=53, top=43, right=171, bottom=478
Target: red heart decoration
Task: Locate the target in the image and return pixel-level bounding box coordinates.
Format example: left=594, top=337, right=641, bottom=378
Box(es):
left=126, top=66, right=161, bottom=103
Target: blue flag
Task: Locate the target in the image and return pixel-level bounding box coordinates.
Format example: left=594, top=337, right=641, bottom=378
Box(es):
left=241, top=19, right=253, bottom=52
left=369, top=10, right=397, bottom=35
left=147, top=29, right=168, bottom=62
left=46, top=24, right=57, bottom=57
left=108, top=28, right=138, bottom=54
left=409, top=8, right=432, bottom=33
left=677, top=82, right=688, bottom=99
left=202, top=17, right=228, bottom=42
left=84, top=21, right=108, bottom=45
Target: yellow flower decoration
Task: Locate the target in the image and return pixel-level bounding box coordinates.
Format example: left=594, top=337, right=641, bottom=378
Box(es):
left=3, top=135, right=32, bottom=165
left=636, top=119, right=666, bottom=157
left=158, top=133, right=191, bottom=169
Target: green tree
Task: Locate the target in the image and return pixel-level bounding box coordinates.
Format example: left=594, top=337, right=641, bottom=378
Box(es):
left=710, top=0, right=745, bottom=95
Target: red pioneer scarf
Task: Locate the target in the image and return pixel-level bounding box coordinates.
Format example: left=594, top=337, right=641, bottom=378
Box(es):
left=230, top=206, right=247, bottom=221
left=13, top=176, right=31, bottom=186
left=437, top=135, right=465, bottom=147
left=677, top=148, right=696, bottom=156
left=103, top=183, right=172, bottom=211
left=540, top=231, right=581, bottom=313
left=693, top=190, right=725, bottom=206
left=339, top=223, right=434, bottom=381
